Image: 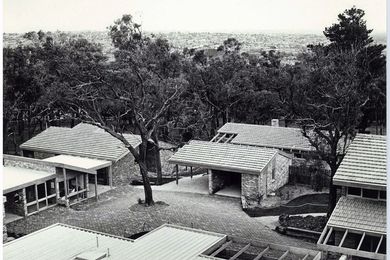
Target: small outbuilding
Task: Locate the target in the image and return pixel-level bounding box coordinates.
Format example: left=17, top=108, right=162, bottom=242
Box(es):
left=169, top=141, right=292, bottom=207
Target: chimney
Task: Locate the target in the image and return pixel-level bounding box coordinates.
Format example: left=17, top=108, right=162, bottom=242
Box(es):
left=271, top=119, right=279, bottom=127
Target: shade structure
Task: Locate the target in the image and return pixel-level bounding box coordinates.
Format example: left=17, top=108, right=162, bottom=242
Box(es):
left=169, top=140, right=277, bottom=175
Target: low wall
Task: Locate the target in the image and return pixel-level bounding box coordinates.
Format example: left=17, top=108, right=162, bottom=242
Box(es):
left=3, top=155, right=56, bottom=174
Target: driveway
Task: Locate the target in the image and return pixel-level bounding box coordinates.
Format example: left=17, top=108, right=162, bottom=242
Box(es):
left=6, top=185, right=317, bottom=250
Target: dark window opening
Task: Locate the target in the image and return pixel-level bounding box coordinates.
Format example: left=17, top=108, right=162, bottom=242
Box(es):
left=37, top=183, right=46, bottom=199
left=379, top=190, right=386, bottom=200
left=46, top=180, right=56, bottom=196
left=25, top=185, right=36, bottom=203
left=362, top=189, right=378, bottom=199
left=347, top=187, right=361, bottom=196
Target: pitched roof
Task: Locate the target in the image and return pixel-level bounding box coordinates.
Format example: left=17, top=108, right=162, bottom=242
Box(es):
left=3, top=166, right=56, bottom=194
left=20, top=123, right=141, bottom=162
left=3, top=223, right=226, bottom=260
left=169, top=140, right=277, bottom=175
left=327, top=196, right=386, bottom=235
left=333, top=134, right=386, bottom=189
left=217, top=123, right=313, bottom=152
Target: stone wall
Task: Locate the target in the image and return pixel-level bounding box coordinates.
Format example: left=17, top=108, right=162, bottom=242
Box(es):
left=3, top=155, right=56, bottom=174
left=208, top=170, right=226, bottom=194
left=241, top=174, right=260, bottom=208
left=112, top=153, right=137, bottom=186
left=4, top=190, right=26, bottom=217
left=33, top=151, right=56, bottom=159
left=3, top=197, right=7, bottom=243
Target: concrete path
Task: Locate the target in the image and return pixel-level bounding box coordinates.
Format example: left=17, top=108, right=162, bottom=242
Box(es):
left=7, top=185, right=317, bottom=250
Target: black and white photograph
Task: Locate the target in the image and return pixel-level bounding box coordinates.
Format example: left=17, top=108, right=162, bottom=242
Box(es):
left=1, top=0, right=387, bottom=259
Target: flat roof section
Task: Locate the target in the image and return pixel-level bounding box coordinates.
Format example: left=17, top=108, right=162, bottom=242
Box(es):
left=333, top=134, right=386, bottom=189
left=43, top=155, right=111, bottom=173
left=3, top=223, right=226, bottom=260
left=327, top=196, right=386, bottom=235
left=217, top=123, right=314, bottom=152
left=3, top=166, right=56, bottom=194
left=169, top=140, right=277, bottom=175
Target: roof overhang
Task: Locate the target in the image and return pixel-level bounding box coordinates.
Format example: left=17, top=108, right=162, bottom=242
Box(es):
left=43, top=155, right=112, bottom=174
left=333, top=179, right=386, bottom=191
left=3, top=167, right=56, bottom=194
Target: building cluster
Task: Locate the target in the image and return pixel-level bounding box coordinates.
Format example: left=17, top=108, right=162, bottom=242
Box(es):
left=2, top=121, right=387, bottom=260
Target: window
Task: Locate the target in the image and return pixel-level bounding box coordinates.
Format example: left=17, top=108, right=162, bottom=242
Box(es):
left=379, top=190, right=386, bottom=200
left=271, top=167, right=276, bottom=180
left=347, top=187, right=361, bottom=196
left=37, top=183, right=46, bottom=199
left=362, top=189, right=379, bottom=199
left=25, top=185, right=36, bottom=203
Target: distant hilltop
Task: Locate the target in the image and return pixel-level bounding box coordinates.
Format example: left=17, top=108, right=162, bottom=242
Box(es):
left=3, top=31, right=386, bottom=63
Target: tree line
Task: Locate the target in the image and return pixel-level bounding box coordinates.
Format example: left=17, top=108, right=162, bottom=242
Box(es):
left=3, top=7, right=386, bottom=211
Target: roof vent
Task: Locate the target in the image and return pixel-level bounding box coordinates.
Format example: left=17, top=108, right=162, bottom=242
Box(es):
left=74, top=250, right=107, bottom=260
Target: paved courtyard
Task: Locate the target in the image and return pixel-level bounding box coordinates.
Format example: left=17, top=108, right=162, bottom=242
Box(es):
left=6, top=184, right=317, bottom=250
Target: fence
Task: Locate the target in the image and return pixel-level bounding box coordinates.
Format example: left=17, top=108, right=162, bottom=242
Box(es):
left=288, top=165, right=331, bottom=191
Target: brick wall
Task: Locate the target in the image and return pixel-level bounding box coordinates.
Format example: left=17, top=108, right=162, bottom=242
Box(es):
left=112, top=153, right=138, bottom=186
left=3, top=155, right=56, bottom=174
left=266, top=153, right=291, bottom=193
left=208, top=170, right=226, bottom=194
left=33, top=151, right=56, bottom=159
left=241, top=174, right=260, bottom=208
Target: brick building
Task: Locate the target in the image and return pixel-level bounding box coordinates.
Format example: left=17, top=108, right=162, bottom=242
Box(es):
left=317, top=134, right=386, bottom=260
left=19, top=123, right=141, bottom=186
left=169, top=141, right=292, bottom=208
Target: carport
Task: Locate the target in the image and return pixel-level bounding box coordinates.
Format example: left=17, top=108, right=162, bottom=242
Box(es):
left=168, top=141, right=280, bottom=206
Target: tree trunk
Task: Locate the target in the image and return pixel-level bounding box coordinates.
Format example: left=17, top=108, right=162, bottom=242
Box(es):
left=3, top=118, right=9, bottom=154
left=138, top=160, right=154, bottom=205
left=138, top=140, right=154, bottom=206
left=327, top=167, right=338, bottom=217
left=152, top=131, right=163, bottom=185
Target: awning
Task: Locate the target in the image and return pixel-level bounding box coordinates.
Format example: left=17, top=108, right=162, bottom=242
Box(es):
left=3, top=166, right=56, bottom=194
left=43, top=155, right=112, bottom=174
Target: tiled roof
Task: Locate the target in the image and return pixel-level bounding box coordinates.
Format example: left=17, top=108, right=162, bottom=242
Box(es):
left=169, top=140, right=277, bottom=175
left=327, top=196, right=386, bottom=234
left=333, top=134, right=386, bottom=189
left=217, top=123, right=314, bottom=152
left=20, top=123, right=141, bottom=162
left=3, top=223, right=226, bottom=260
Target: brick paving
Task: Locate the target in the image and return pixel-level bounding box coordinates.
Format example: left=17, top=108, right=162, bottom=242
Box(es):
left=6, top=185, right=317, bottom=250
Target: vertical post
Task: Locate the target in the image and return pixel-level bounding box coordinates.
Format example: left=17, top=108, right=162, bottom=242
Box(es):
left=63, top=168, right=68, bottom=200
left=44, top=182, right=48, bottom=208
left=108, top=166, right=113, bottom=189
left=176, top=165, right=179, bottom=185
left=95, top=173, right=98, bottom=201
left=55, top=178, right=60, bottom=201
left=84, top=174, right=88, bottom=198
left=190, top=167, right=193, bottom=179
left=22, top=188, right=27, bottom=217
left=35, top=184, right=39, bottom=211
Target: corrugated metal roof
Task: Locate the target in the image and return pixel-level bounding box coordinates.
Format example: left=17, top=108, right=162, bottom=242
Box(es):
left=333, top=134, right=386, bottom=188
left=3, top=166, right=56, bottom=194
left=327, top=196, right=386, bottom=235
left=3, top=223, right=226, bottom=260
left=20, top=123, right=141, bottom=162
left=169, top=140, right=277, bottom=175
left=43, top=155, right=112, bottom=172
left=218, top=123, right=313, bottom=152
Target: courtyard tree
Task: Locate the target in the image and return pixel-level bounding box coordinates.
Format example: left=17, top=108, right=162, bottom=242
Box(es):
left=64, top=15, right=188, bottom=205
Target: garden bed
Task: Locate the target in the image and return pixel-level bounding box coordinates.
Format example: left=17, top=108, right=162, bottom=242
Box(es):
left=244, top=193, right=328, bottom=217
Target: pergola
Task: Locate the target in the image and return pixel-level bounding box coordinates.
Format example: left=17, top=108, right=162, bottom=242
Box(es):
left=43, top=155, right=112, bottom=203
left=317, top=196, right=386, bottom=260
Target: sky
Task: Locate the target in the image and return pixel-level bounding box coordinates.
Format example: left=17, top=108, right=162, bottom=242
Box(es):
left=3, top=0, right=387, bottom=34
